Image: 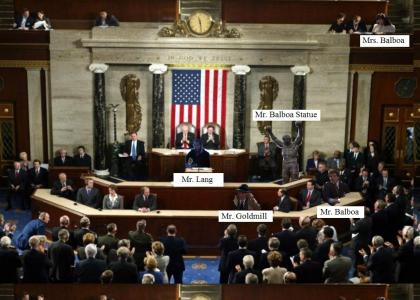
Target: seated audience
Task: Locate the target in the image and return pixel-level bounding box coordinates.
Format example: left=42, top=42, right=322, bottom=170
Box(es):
left=274, top=218, right=298, bottom=258
left=76, top=243, right=107, bottom=283
left=233, top=184, right=261, bottom=210
left=185, top=139, right=210, bottom=168
left=314, top=162, right=329, bottom=190
left=372, top=13, right=396, bottom=34
left=176, top=123, right=195, bottom=149
left=262, top=251, right=287, bottom=284
left=121, top=132, right=146, bottom=180
left=28, top=159, right=48, bottom=190
left=245, top=273, right=259, bottom=284
left=257, top=135, right=277, bottom=179
left=323, top=242, right=352, bottom=283
left=149, top=241, right=169, bottom=284
left=273, top=188, right=292, bottom=212
left=160, top=225, right=187, bottom=284
left=226, top=235, right=256, bottom=283
left=299, top=180, right=322, bottom=209
left=48, top=229, right=75, bottom=282
left=292, top=248, right=323, bottom=283
left=0, top=214, right=15, bottom=239
left=328, top=13, right=346, bottom=33
left=133, top=186, right=157, bottom=212
left=233, top=255, right=261, bottom=284
left=346, top=15, right=367, bottom=33
left=306, top=150, right=324, bottom=174
left=76, top=178, right=102, bottom=208
left=22, top=236, right=52, bottom=283
left=13, top=8, right=34, bottom=30
left=53, top=148, right=74, bottom=166
left=0, top=236, right=21, bottom=283
left=248, top=224, right=268, bottom=264
left=355, top=168, right=373, bottom=207
left=323, top=169, right=349, bottom=205
left=139, top=256, right=164, bottom=284
left=73, top=145, right=92, bottom=168
left=218, top=224, right=238, bottom=284
left=95, top=11, right=120, bottom=27
left=74, top=216, right=96, bottom=248
left=326, top=150, right=344, bottom=170
left=15, top=212, right=49, bottom=250
left=128, top=219, right=153, bottom=271
left=51, top=172, right=75, bottom=200
left=52, top=215, right=75, bottom=247
left=98, top=223, right=119, bottom=255
left=19, top=152, right=32, bottom=171
left=6, top=161, right=28, bottom=210
left=33, top=11, right=51, bottom=30
left=109, top=247, right=139, bottom=283
left=201, top=124, right=220, bottom=149
left=103, top=185, right=124, bottom=209
left=77, top=233, right=105, bottom=261
left=338, top=160, right=353, bottom=188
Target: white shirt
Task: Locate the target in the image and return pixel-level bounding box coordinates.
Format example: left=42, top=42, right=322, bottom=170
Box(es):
left=109, top=194, right=118, bottom=206
left=20, top=16, right=27, bottom=28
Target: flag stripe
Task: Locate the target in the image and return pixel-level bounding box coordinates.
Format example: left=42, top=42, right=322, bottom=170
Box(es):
left=204, top=70, right=210, bottom=125
left=221, top=70, right=228, bottom=148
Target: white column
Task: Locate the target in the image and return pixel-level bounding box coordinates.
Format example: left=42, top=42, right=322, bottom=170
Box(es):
left=354, top=71, right=374, bottom=144
left=26, top=67, right=43, bottom=161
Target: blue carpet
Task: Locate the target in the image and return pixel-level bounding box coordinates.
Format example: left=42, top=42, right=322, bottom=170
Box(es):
left=183, top=257, right=220, bottom=284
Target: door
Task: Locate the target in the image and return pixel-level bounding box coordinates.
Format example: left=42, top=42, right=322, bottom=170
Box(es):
left=381, top=105, right=420, bottom=178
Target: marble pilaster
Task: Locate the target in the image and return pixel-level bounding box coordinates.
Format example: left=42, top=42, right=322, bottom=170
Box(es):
left=232, top=65, right=251, bottom=149
left=149, top=64, right=168, bottom=148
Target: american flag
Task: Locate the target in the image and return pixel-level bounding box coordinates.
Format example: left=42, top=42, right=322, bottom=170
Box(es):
left=171, top=69, right=228, bottom=148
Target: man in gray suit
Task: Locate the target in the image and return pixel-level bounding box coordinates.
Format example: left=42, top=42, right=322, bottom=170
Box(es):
left=327, top=150, right=345, bottom=170
left=102, top=185, right=124, bottom=209
left=323, top=242, right=352, bottom=283
left=76, top=178, right=101, bottom=208
left=133, top=187, right=157, bottom=212
left=257, top=135, right=277, bottom=180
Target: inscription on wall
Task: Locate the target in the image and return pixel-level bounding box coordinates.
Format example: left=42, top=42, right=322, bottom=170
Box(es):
left=166, top=55, right=232, bottom=64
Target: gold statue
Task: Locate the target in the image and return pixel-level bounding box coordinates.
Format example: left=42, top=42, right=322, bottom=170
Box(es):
left=120, top=74, right=142, bottom=134
left=257, top=76, right=279, bottom=135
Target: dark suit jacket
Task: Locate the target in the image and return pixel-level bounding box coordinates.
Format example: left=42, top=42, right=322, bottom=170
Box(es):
left=53, top=156, right=74, bottom=166
left=48, top=240, right=75, bottom=282
left=51, top=179, right=75, bottom=200
left=277, top=196, right=292, bottom=213
left=274, top=230, right=298, bottom=257
left=110, top=260, right=138, bottom=283
left=76, top=187, right=101, bottom=208
left=95, top=15, right=120, bottom=26
left=218, top=236, right=238, bottom=272
left=233, top=268, right=261, bottom=284
left=314, top=239, right=334, bottom=265
left=22, top=249, right=52, bottom=283
left=248, top=236, right=268, bottom=263
left=299, top=188, right=322, bottom=208
left=258, top=250, right=292, bottom=271
left=365, top=153, right=380, bottom=173
left=185, top=149, right=210, bottom=168
left=323, top=181, right=349, bottom=205
left=226, top=248, right=256, bottom=282
left=376, top=176, right=396, bottom=196
left=73, top=228, right=96, bottom=248
left=133, top=193, right=157, bottom=211
left=123, top=140, right=146, bottom=161
left=367, top=247, right=395, bottom=283
left=0, top=248, right=21, bottom=283
left=348, top=152, right=365, bottom=172
left=175, top=132, right=195, bottom=149
left=73, top=154, right=92, bottom=168
left=355, top=176, right=373, bottom=195
left=306, top=159, right=325, bottom=173
left=51, top=226, right=75, bottom=248
left=350, top=216, right=372, bottom=250
left=295, top=227, right=318, bottom=251
left=27, top=167, right=48, bottom=188
left=326, top=157, right=345, bottom=170
left=201, top=133, right=220, bottom=150
left=7, top=168, right=27, bottom=190
left=315, top=171, right=329, bottom=189
left=14, top=15, right=35, bottom=28
left=294, top=260, right=323, bottom=283
left=97, top=234, right=119, bottom=254
left=257, top=142, right=276, bottom=160
left=160, top=236, right=187, bottom=272
left=346, top=20, right=367, bottom=33
left=128, top=230, right=153, bottom=270
left=371, top=210, right=390, bottom=242
left=397, top=239, right=414, bottom=283
left=76, top=257, right=107, bottom=283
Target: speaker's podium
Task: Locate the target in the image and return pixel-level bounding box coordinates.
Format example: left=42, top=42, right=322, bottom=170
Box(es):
left=185, top=167, right=213, bottom=173
left=149, top=148, right=248, bottom=182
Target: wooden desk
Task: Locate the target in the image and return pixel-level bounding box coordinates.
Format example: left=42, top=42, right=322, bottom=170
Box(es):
left=32, top=189, right=363, bottom=255
left=88, top=177, right=310, bottom=210
left=149, top=148, right=249, bottom=182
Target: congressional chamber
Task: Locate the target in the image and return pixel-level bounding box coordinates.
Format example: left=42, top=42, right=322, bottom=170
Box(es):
left=0, top=0, right=419, bottom=299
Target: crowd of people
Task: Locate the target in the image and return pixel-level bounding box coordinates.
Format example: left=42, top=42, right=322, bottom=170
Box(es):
left=328, top=12, right=396, bottom=34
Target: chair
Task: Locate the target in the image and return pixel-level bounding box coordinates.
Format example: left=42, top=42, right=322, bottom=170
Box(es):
left=289, top=196, right=298, bottom=211
left=176, top=122, right=196, bottom=135
left=201, top=122, right=221, bottom=136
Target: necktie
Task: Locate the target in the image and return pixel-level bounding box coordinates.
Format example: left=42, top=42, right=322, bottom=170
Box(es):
left=62, top=157, right=65, bottom=163
left=336, top=159, right=339, bottom=169
left=36, top=168, right=39, bottom=176
left=305, top=190, right=311, bottom=206
left=383, top=178, right=387, bottom=188
left=144, top=196, right=149, bottom=208
left=87, top=188, right=90, bottom=195
left=183, top=134, right=188, bottom=149
left=15, top=170, right=19, bottom=177
left=264, top=144, right=269, bottom=157
left=131, top=142, right=136, bottom=160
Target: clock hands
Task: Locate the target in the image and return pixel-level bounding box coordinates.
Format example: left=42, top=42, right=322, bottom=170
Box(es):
left=198, top=17, right=202, bottom=32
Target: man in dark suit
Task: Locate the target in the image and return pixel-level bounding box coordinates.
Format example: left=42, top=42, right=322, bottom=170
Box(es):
left=385, top=193, right=403, bottom=246
left=22, top=236, right=52, bottom=283
left=346, top=15, right=367, bottom=33
left=293, top=248, right=323, bottom=283
left=121, top=132, right=146, bottom=180
left=273, top=188, right=292, bottom=212
left=75, top=243, right=107, bottom=283
left=51, top=215, right=75, bottom=248
left=233, top=254, right=261, bottom=284
left=218, top=224, right=238, bottom=283
left=326, top=150, right=345, bottom=170
left=133, top=187, right=157, bottom=212
left=128, top=220, right=153, bottom=271
left=350, top=207, right=372, bottom=264
left=53, top=149, right=74, bottom=166
left=51, top=172, right=75, bottom=200
left=201, top=124, right=220, bottom=149
left=376, top=169, right=396, bottom=199
left=348, top=143, right=365, bottom=177
left=295, top=216, right=318, bottom=251
left=185, top=139, right=210, bottom=168
left=76, top=178, right=101, bottom=208
left=0, top=236, right=21, bottom=283
left=48, top=229, right=75, bottom=282
left=13, top=8, right=34, bottom=29
left=73, top=146, right=92, bottom=168
left=98, top=223, right=119, bottom=255
left=226, top=235, right=256, bottom=283
left=355, top=168, right=374, bottom=208
left=73, top=217, right=96, bottom=248
left=28, top=159, right=48, bottom=190
left=323, top=169, right=350, bottom=205
left=299, top=180, right=322, bottom=209
left=109, top=247, right=138, bottom=283
left=248, top=224, right=268, bottom=264
left=257, top=135, right=277, bottom=180
left=160, top=225, right=187, bottom=284
left=273, top=218, right=298, bottom=258
left=371, top=200, right=391, bottom=243
left=306, top=150, right=324, bottom=174
left=314, top=162, right=329, bottom=191
left=15, top=212, right=49, bottom=251
left=6, top=161, right=28, bottom=210
left=95, top=11, right=120, bottom=27
left=176, top=123, right=195, bottom=149
left=313, top=226, right=335, bottom=265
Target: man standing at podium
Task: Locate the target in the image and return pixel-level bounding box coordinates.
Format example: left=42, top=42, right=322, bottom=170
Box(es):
left=185, top=139, right=210, bottom=168
left=121, top=132, right=146, bottom=180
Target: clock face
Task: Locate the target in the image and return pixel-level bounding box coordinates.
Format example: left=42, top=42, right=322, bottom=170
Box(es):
left=188, top=11, right=213, bottom=35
